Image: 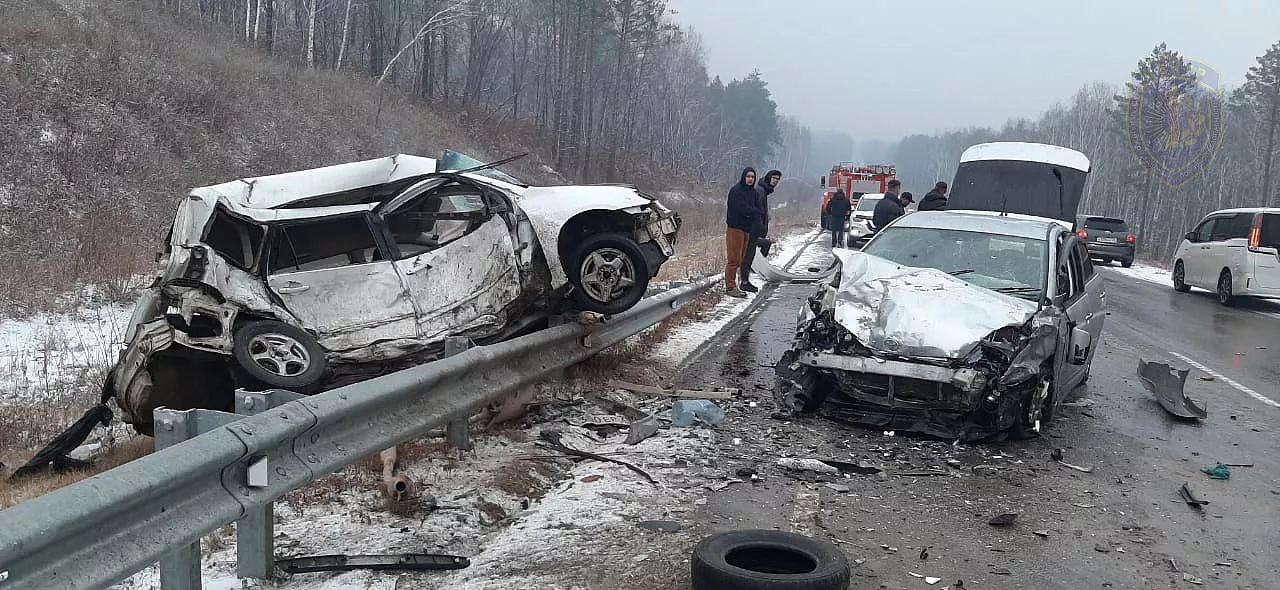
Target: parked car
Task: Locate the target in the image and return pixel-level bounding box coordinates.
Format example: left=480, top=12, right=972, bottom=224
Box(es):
left=1171, top=208, right=1280, bottom=306
left=844, top=193, right=883, bottom=247
left=777, top=210, right=1104, bottom=440
left=108, top=152, right=681, bottom=433
left=1074, top=215, right=1135, bottom=267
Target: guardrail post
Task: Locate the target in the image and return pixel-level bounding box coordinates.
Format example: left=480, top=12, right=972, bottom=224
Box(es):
left=444, top=336, right=475, bottom=450
left=232, top=390, right=306, bottom=581
left=154, top=408, right=237, bottom=590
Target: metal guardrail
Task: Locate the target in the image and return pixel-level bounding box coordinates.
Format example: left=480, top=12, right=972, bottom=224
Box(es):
left=0, top=276, right=720, bottom=590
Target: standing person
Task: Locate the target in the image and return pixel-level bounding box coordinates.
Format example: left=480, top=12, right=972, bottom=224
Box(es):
left=825, top=188, right=852, bottom=248
left=724, top=167, right=760, bottom=298
left=872, top=179, right=906, bottom=229
left=900, top=192, right=915, bottom=210
left=919, top=181, right=948, bottom=211
left=741, top=169, right=781, bottom=292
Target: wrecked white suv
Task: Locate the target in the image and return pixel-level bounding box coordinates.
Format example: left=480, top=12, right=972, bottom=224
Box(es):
left=108, top=153, right=680, bottom=433
left=777, top=210, right=1104, bottom=440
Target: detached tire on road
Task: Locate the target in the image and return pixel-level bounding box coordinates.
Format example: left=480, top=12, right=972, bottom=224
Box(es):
left=568, top=233, right=651, bottom=315
left=691, top=530, right=850, bottom=590
left=232, top=320, right=327, bottom=390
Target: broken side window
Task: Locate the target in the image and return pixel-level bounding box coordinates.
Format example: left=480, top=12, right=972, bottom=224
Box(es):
left=383, top=182, right=489, bottom=258
left=204, top=208, right=265, bottom=269
left=268, top=215, right=381, bottom=274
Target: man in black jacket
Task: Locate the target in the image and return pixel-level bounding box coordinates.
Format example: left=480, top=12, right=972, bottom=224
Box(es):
left=825, top=188, right=852, bottom=247
left=741, top=169, right=781, bottom=292
left=919, top=182, right=948, bottom=211
left=724, top=167, right=760, bottom=297
left=872, top=179, right=906, bottom=230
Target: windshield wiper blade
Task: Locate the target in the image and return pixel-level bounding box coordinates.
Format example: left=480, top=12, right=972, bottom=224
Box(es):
left=993, top=286, right=1041, bottom=293
left=948, top=269, right=975, bottom=275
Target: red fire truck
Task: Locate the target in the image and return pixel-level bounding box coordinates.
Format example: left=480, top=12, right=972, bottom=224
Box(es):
left=820, top=163, right=897, bottom=227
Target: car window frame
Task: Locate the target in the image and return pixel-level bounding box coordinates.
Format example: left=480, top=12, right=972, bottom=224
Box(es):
left=1213, top=213, right=1252, bottom=241
left=1191, top=217, right=1217, bottom=243
left=264, top=212, right=391, bottom=276
left=377, top=177, right=497, bottom=261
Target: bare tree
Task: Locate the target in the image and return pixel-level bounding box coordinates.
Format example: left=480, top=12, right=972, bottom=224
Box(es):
left=377, top=2, right=470, bottom=86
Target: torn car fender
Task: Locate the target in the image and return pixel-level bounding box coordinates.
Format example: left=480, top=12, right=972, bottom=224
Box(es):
left=513, top=185, right=658, bottom=288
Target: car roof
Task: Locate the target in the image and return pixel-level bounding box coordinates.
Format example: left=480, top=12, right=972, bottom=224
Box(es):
left=1204, top=207, right=1280, bottom=215
left=892, top=210, right=1067, bottom=240
left=859, top=193, right=884, bottom=199
left=190, top=154, right=439, bottom=209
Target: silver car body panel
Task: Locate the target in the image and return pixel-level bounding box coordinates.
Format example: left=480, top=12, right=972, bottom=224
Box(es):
left=828, top=250, right=1038, bottom=359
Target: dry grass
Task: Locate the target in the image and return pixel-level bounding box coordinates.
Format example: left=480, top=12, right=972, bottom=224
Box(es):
left=0, top=435, right=151, bottom=508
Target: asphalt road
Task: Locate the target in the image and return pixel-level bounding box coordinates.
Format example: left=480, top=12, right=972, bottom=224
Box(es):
left=668, top=247, right=1280, bottom=589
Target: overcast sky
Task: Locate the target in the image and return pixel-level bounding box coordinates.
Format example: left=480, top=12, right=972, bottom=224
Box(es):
left=667, top=0, right=1280, bottom=142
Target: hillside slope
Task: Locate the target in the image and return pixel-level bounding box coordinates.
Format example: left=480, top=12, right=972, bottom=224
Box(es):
left=0, top=0, right=589, bottom=313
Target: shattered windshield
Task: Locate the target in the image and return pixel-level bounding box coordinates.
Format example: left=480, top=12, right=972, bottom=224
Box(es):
left=862, top=227, right=1047, bottom=299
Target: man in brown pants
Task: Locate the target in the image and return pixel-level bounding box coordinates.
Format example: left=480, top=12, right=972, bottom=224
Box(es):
left=724, top=167, right=760, bottom=298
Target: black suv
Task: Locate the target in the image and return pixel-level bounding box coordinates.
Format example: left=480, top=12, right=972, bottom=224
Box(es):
left=1074, top=215, right=1135, bottom=267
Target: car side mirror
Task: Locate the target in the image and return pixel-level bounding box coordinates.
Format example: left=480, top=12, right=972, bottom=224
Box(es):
left=1070, top=326, right=1091, bottom=366
left=1185, top=231, right=1198, bottom=242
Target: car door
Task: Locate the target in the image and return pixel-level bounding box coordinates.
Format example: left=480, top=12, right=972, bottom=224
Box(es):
left=1053, top=237, right=1089, bottom=388
left=265, top=213, right=418, bottom=351
left=1184, top=217, right=1217, bottom=287
left=1074, top=241, right=1104, bottom=360
left=1212, top=213, right=1253, bottom=287
left=377, top=176, right=523, bottom=342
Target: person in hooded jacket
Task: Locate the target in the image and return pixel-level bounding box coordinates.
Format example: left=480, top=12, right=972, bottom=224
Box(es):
left=919, top=182, right=948, bottom=211
left=825, top=188, right=852, bottom=247
left=724, top=167, right=761, bottom=297
left=740, top=169, right=781, bottom=292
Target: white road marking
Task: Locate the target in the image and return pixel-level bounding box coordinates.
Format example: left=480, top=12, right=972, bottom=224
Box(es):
left=1168, top=351, right=1280, bottom=409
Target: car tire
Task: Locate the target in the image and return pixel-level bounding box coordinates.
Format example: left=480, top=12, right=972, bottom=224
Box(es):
left=1217, top=269, right=1235, bottom=307
left=568, top=233, right=650, bottom=315
left=232, top=320, right=327, bottom=391
left=1011, top=379, right=1053, bottom=440
left=1121, top=258, right=1133, bottom=268
left=1172, top=261, right=1191, bottom=293
left=690, top=530, right=850, bottom=590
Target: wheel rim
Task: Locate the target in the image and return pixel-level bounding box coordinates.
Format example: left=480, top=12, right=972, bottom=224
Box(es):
left=579, top=248, right=637, bottom=303
left=247, top=333, right=311, bottom=377
left=1219, top=274, right=1231, bottom=302
left=1173, top=264, right=1184, bottom=287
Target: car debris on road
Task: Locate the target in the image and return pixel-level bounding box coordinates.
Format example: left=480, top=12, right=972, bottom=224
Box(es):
left=1137, top=359, right=1207, bottom=419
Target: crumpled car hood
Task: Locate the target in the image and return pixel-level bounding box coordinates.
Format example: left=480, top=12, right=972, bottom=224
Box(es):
left=829, top=250, right=1038, bottom=359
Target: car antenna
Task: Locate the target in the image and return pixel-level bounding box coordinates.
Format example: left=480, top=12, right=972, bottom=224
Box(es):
left=454, top=152, right=529, bottom=175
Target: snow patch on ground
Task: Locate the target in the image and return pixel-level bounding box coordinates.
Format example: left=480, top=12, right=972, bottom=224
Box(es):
left=1105, top=262, right=1171, bottom=287
left=0, top=300, right=133, bottom=403
left=652, top=229, right=819, bottom=365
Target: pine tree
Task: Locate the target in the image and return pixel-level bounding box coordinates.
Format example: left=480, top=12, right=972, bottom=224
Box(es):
left=1238, top=41, right=1280, bottom=206
left=1112, top=43, right=1198, bottom=250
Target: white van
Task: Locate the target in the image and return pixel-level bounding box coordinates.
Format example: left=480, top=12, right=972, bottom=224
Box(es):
left=1171, top=208, right=1280, bottom=305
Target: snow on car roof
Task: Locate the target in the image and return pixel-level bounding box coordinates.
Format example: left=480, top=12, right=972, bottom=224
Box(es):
left=190, top=154, right=438, bottom=209
left=893, top=210, right=1068, bottom=240
left=960, top=142, right=1091, bottom=173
